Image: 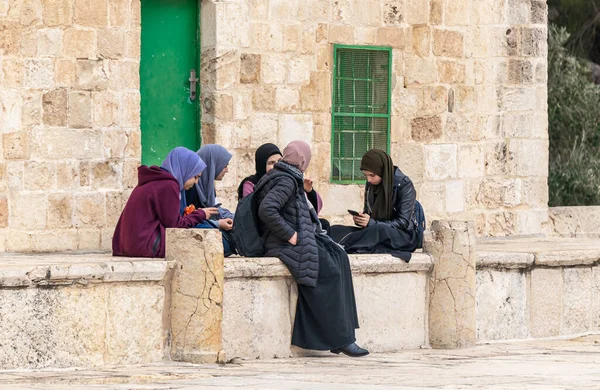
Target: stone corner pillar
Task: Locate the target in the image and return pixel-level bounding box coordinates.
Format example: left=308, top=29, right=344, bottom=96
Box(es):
left=424, top=220, right=476, bottom=349
left=166, top=228, right=226, bottom=364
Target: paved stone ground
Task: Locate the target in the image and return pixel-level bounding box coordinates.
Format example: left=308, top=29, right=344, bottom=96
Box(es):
left=2, top=336, right=600, bottom=389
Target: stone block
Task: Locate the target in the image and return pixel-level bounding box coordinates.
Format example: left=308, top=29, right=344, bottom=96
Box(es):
left=405, top=0, right=428, bottom=24
left=124, top=30, right=140, bottom=59
left=484, top=141, right=510, bottom=176
left=0, top=89, right=22, bottom=131
left=430, top=0, right=442, bottom=24
left=268, top=0, right=298, bottom=20
left=315, top=23, right=327, bottom=44
left=7, top=161, right=24, bottom=191
left=121, top=92, right=140, bottom=128
left=354, top=27, right=376, bottom=45
left=486, top=211, right=517, bottom=237
left=405, top=56, right=437, bottom=85
left=438, top=60, right=466, bottom=84
left=445, top=180, right=465, bottom=213
left=278, top=114, right=313, bottom=146
left=531, top=0, right=547, bottom=24
left=64, top=28, right=96, bottom=59
left=300, top=72, right=331, bottom=112
left=47, top=192, right=73, bottom=228
left=0, top=21, right=22, bottom=55
left=329, top=25, right=354, bottom=44
left=251, top=114, right=279, bottom=148
left=109, top=0, right=129, bottom=27
left=12, top=192, right=47, bottom=229
left=222, top=278, right=292, bottom=359
left=42, top=88, right=68, bottom=126
left=520, top=27, right=546, bottom=57
left=261, top=53, right=287, bottom=84
left=97, top=29, right=124, bottom=59
left=167, top=229, right=224, bottom=364
left=530, top=268, right=562, bottom=337
left=298, top=0, right=330, bottom=21
left=37, top=28, right=63, bottom=57
left=507, top=0, right=530, bottom=24
left=54, top=59, right=76, bottom=86
left=515, top=209, right=547, bottom=236
left=355, top=273, right=427, bottom=351
left=240, top=53, right=260, bottom=84
left=376, top=27, right=406, bottom=48
left=411, top=116, right=442, bottom=142
left=0, top=196, right=8, bottom=228
left=300, top=25, right=317, bottom=55
left=102, top=130, right=126, bottom=159
left=76, top=59, right=108, bottom=90
left=105, top=190, right=122, bottom=226
left=426, top=221, right=477, bottom=348
left=23, top=59, right=54, bottom=89
left=74, top=0, right=107, bottom=27
left=122, top=159, right=139, bottom=189
left=3, top=132, right=30, bottom=160
left=108, top=60, right=139, bottom=90
left=433, top=29, right=464, bottom=57
left=521, top=177, right=548, bottom=207
left=473, top=0, right=505, bottom=24
left=317, top=44, right=332, bottom=71
left=320, top=184, right=363, bottom=216
left=2, top=58, right=24, bottom=87
left=508, top=59, right=533, bottom=84
left=332, top=0, right=353, bottom=22
left=288, top=56, right=311, bottom=84
left=508, top=139, right=548, bottom=177
left=252, top=85, right=276, bottom=112
left=458, top=144, right=484, bottom=178
left=420, top=86, right=447, bottom=116
left=250, top=22, right=282, bottom=52
left=445, top=0, right=471, bottom=25
left=92, top=91, right=119, bottom=128
left=392, top=86, right=422, bottom=117
left=476, top=270, right=528, bottom=341
left=74, top=192, right=106, bottom=227
left=92, top=161, right=120, bottom=189
left=425, top=144, right=457, bottom=180
left=592, top=267, right=600, bottom=330
left=275, top=86, right=300, bottom=112
left=22, top=90, right=43, bottom=127
left=24, top=161, right=56, bottom=191
left=105, top=285, right=164, bottom=364
left=69, top=91, right=92, bottom=128
left=383, top=0, right=404, bottom=25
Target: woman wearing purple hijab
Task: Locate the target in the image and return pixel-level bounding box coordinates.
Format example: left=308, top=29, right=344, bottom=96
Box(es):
left=254, top=141, right=368, bottom=358
left=113, top=147, right=219, bottom=258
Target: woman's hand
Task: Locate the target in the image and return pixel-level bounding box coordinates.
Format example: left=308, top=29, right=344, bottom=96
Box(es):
left=303, top=177, right=314, bottom=193
left=201, top=207, right=219, bottom=219
left=353, top=213, right=371, bottom=228
left=219, top=218, right=234, bottom=231
left=288, top=232, right=298, bottom=245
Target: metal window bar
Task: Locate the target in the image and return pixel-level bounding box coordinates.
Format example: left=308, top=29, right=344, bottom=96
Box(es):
left=331, top=46, right=391, bottom=183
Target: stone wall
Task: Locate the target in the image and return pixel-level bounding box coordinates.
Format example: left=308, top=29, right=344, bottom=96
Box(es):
left=0, top=0, right=141, bottom=252
left=201, top=0, right=550, bottom=237
left=0, top=0, right=549, bottom=252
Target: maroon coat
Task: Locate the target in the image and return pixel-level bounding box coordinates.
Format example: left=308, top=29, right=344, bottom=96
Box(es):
left=112, top=166, right=207, bottom=258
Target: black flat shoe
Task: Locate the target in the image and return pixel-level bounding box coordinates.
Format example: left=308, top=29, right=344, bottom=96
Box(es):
left=330, top=342, right=369, bottom=357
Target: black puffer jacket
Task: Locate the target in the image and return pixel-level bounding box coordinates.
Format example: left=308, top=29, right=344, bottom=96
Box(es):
left=363, top=166, right=416, bottom=231
left=255, top=162, right=319, bottom=287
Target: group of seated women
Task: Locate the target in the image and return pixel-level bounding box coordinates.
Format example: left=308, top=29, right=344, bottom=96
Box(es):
left=112, top=140, right=421, bottom=359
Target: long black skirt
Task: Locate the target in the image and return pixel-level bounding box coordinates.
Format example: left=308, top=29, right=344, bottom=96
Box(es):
left=329, top=223, right=418, bottom=262
left=291, top=234, right=359, bottom=351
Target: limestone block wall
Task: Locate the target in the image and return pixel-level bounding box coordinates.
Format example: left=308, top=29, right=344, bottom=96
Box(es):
left=201, top=0, right=550, bottom=237
left=0, top=0, right=141, bottom=252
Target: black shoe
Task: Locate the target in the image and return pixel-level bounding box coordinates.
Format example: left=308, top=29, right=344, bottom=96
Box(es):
left=330, top=342, right=369, bottom=357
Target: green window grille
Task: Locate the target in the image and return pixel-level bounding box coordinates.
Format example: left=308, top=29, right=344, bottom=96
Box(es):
left=331, top=45, right=392, bottom=183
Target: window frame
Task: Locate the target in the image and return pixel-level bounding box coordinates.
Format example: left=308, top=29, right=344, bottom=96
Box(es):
left=330, top=44, right=393, bottom=184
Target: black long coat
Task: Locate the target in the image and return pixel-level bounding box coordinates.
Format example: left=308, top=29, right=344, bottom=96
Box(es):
left=255, top=163, right=319, bottom=287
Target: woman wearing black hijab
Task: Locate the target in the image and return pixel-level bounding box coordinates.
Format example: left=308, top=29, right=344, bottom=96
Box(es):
left=237, top=143, right=282, bottom=200
left=329, top=149, right=419, bottom=260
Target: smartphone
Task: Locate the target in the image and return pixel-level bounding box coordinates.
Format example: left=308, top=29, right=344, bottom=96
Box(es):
left=214, top=203, right=222, bottom=208
left=348, top=209, right=360, bottom=216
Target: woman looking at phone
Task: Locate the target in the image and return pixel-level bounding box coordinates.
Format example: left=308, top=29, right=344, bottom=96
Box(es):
left=329, top=149, right=419, bottom=260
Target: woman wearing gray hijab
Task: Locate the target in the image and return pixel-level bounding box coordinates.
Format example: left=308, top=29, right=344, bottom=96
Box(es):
left=185, top=144, right=236, bottom=256
left=254, top=141, right=368, bottom=358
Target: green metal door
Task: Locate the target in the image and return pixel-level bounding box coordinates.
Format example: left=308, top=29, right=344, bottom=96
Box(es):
left=140, top=0, right=200, bottom=166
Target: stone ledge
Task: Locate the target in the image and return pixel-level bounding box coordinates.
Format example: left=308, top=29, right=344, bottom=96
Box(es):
left=477, top=251, right=535, bottom=270
left=0, top=254, right=172, bottom=287
left=224, top=253, right=433, bottom=279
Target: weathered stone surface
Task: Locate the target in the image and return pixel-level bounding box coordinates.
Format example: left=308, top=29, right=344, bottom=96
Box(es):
left=288, top=56, right=311, bottom=84
left=69, top=91, right=92, bottom=128
left=477, top=251, right=535, bottom=269
left=531, top=0, right=547, bottom=24
left=0, top=21, right=22, bottom=55
left=64, top=28, right=95, bottom=58
left=300, top=72, right=331, bottom=112
left=562, top=268, right=592, bottom=335
left=3, top=131, right=31, bottom=160
left=24, top=161, right=56, bottom=191
left=405, top=57, right=437, bottom=84
left=42, top=88, right=67, bottom=126
left=411, top=116, right=442, bottom=142
left=458, top=144, right=484, bottom=178
left=477, top=270, right=528, bottom=341
left=530, top=268, right=562, bottom=338
left=222, top=278, right=292, bottom=359
left=425, top=144, right=457, bottom=181
left=383, top=0, right=404, bottom=25
left=0, top=196, right=8, bottom=228
left=329, top=24, right=353, bottom=43
left=592, top=267, right=600, bottom=330
left=376, top=27, right=406, bottom=48
left=74, top=0, right=108, bottom=27
left=433, top=30, right=464, bottom=57
left=278, top=114, right=313, bottom=146
left=97, top=29, right=124, bottom=59
left=426, top=221, right=477, bottom=348
left=47, top=193, right=73, bottom=228
left=23, top=58, right=54, bottom=89
left=240, top=53, right=260, bottom=84
left=76, top=60, right=108, bottom=90
left=438, top=60, right=466, bottom=84
left=74, top=192, right=105, bottom=227
left=445, top=180, right=465, bottom=213
left=167, top=229, right=225, bottom=364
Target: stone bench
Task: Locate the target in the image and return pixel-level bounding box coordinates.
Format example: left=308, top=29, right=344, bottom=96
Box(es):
left=476, top=236, right=600, bottom=342
left=0, top=253, right=171, bottom=369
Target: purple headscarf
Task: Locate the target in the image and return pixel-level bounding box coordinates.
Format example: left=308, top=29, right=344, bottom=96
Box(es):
left=195, top=144, right=232, bottom=206
left=161, top=147, right=207, bottom=191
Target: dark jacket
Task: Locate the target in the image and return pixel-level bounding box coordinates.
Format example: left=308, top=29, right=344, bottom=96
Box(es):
left=255, top=163, right=319, bottom=287
left=112, top=166, right=207, bottom=258
left=363, top=166, right=416, bottom=231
